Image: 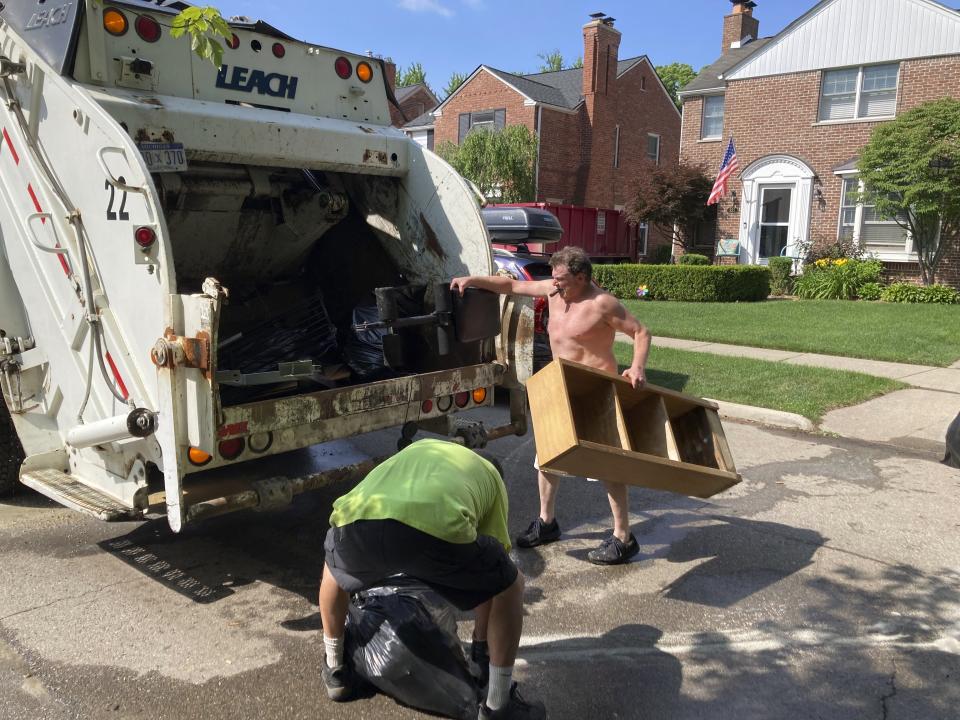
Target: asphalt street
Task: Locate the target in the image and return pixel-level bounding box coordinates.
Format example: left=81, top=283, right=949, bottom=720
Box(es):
left=1, top=406, right=959, bottom=720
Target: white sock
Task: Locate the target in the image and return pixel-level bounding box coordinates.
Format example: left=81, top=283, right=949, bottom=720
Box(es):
left=323, top=633, right=343, bottom=668
left=486, top=664, right=513, bottom=710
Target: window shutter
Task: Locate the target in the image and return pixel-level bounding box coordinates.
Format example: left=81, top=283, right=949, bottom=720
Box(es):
left=458, top=113, right=470, bottom=143
left=494, top=109, right=506, bottom=130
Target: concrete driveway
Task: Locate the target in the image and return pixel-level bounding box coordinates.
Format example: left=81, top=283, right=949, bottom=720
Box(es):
left=1, top=414, right=959, bottom=720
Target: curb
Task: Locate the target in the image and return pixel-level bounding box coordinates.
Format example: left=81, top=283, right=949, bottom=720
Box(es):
left=706, top=398, right=816, bottom=432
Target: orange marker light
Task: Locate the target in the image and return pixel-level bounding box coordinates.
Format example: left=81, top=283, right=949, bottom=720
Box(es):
left=188, top=447, right=212, bottom=466
left=472, top=388, right=487, bottom=404
left=356, top=61, right=373, bottom=83
left=103, top=9, right=128, bottom=36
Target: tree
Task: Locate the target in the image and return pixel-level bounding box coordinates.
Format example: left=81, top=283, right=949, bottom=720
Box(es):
left=626, top=162, right=715, bottom=252
left=396, top=62, right=428, bottom=88
left=444, top=72, right=467, bottom=98
left=436, top=125, right=538, bottom=203
left=858, top=98, right=960, bottom=285
left=171, top=6, right=232, bottom=67
left=655, top=62, right=697, bottom=109
left=535, top=51, right=581, bottom=73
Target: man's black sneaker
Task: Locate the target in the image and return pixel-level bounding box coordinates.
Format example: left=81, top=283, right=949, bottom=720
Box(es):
left=478, top=683, right=546, bottom=720
left=470, top=639, right=490, bottom=688
left=586, top=533, right=640, bottom=565
left=321, top=657, right=352, bottom=702
left=515, top=518, right=560, bottom=548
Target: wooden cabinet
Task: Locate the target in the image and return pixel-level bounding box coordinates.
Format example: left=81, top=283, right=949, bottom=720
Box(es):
left=527, top=359, right=740, bottom=498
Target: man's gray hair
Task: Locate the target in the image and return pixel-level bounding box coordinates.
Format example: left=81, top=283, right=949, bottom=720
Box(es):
left=550, top=246, right=592, bottom=281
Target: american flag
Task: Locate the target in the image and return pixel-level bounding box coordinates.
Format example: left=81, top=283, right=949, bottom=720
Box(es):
left=707, top=138, right=739, bottom=206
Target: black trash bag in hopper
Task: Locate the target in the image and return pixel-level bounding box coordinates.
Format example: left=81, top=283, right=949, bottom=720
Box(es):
left=344, top=581, right=480, bottom=720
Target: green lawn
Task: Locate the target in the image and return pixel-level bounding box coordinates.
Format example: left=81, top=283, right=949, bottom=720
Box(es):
left=621, top=299, right=960, bottom=367
left=615, top=344, right=906, bottom=422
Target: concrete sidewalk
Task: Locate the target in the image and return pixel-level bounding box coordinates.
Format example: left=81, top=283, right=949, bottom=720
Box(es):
left=616, top=333, right=959, bottom=454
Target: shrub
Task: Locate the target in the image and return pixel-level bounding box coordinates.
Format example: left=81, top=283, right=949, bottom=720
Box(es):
left=793, top=259, right=885, bottom=300
left=880, top=282, right=960, bottom=304
left=857, top=282, right=884, bottom=301
left=594, top=264, right=770, bottom=302
left=767, top=257, right=794, bottom=296
left=677, top=253, right=710, bottom=266
left=650, top=244, right=673, bottom=264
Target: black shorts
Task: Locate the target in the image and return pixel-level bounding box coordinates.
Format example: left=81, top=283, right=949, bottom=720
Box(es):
left=323, top=519, right=518, bottom=611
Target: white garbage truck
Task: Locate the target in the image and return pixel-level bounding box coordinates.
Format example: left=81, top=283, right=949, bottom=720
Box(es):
left=0, top=0, right=532, bottom=531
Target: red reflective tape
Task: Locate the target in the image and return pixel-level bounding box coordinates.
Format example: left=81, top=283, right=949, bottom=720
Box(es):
left=27, top=183, right=70, bottom=276
left=3, top=128, right=19, bottom=164
left=217, top=421, right=249, bottom=439
left=105, top=352, right=130, bottom=399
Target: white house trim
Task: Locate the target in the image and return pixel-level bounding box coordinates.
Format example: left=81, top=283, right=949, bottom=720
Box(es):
left=738, top=155, right=816, bottom=266
left=725, top=0, right=960, bottom=81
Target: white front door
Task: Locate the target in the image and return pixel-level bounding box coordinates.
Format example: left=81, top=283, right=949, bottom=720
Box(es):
left=757, top=185, right=793, bottom=263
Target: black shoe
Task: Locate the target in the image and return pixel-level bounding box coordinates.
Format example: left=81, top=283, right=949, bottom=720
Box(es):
left=586, top=533, right=640, bottom=565
left=321, top=657, right=352, bottom=702
left=515, top=518, right=560, bottom=548
left=470, top=639, right=490, bottom=688
left=479, top=683, right=546, bottom=720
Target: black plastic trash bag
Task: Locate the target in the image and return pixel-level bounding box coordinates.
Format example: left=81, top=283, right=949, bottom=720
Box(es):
left=344, top=582, right=480, bottom=720
left=944, top=411, right=960, bottom=469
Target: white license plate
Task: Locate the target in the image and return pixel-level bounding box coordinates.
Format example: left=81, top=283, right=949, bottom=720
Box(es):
left=138, top=142, right=188, bottom=173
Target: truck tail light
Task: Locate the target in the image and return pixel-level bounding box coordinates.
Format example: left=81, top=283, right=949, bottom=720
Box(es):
left=334, top=56, right=352, bottom=79
left=454, top=391, right=470, bottom=408
left=272, top=43, right=285, bottom=58
left=356, top=61, right=373, bottom=83
left=437, top=395, right=452, bottom=412
left=227, top=33, right=240, bottom=50
left=103, top=9, right=128, bottom=36
left=472, top=388, right=487, bottom=404
left=134, top=226, right=156, bottom=249
left=248, top=432, right=273, bottom=454
left=188, top=447, right=212, bottom=466
left=534, top=298, right=547, bottom=333
left=421, top=399, right=434, bottom=414
left=218, top=437, right=245, bottom=460
left=135, top=15, right=161, bottom=42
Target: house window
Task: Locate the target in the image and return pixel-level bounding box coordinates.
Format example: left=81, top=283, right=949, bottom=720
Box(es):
left=613, top=126, right=620, bottom=168
left=641, top=75, right=647, bottom=91
left=838, top=176, right=911, bottom=255
left=457, top=108, right=506, bottom=143
left=701, top=95, right=724, bottom=139
left=646, top=133, right=660, bottom=164
left=637, top=223, right=648, bottom=256
left=818, top=64, right=899, bottom=122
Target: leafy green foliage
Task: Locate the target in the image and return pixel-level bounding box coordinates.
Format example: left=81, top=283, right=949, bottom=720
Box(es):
left=534, top=51, right=581, bottom=73
left=858, top=98, right=960, bottom=284
left=171, top=6, right=231, bottom=67
left=793, top=259, right=883, bottom=300
left=880, top=282, right=960, bottom=304
left=655, top=62, right=697, bottom=109
left=435, top=125, right=537, bottom=203
left=627, top=162, right=714, bottom=252
left=594, top=265, right=770, bottom=302
left=396, top=63, right=428, bottom=88
left=857, top=282, right=884, bottom=301
left=677, top=253, right=709, bottom=266
left=767, top=257, right=794, bottom=296
left=444, top=72, right=467, bottom=98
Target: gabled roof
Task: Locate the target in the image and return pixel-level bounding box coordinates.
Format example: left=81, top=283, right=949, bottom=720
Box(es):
left=434, top=57, right=650, bottom=114
left=395, top=83, right=439, bottom=106
left=679, top=38, right=772, bottom=96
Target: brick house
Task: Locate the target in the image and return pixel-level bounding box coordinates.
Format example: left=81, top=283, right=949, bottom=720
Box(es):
left=431, top=16, right=681, bottom=261
left=388, top=82, right=439, bottom=129
left=679, top=0, right=960, bottom=288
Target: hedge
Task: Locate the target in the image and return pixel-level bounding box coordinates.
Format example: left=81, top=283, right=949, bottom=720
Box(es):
left=677, top=253, right=710, bottom=266
left=594, top=264, right=771, bottom=302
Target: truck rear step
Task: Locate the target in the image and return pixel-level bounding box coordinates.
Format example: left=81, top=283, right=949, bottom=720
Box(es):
left=20, top=469, right=142, bottom=521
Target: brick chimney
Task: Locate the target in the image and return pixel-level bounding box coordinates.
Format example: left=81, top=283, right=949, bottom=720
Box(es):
left=582, top=16, right=621, bottom=97
left=722, top=1, right=759, bottom=54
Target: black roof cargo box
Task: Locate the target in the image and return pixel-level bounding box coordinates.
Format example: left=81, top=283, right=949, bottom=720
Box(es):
left=481, top=207, right=563, bottom=243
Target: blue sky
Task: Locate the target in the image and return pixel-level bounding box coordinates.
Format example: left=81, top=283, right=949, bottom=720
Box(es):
left=210, top=1, right=822, bottom=95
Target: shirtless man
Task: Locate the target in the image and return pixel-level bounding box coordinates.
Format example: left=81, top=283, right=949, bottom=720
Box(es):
left=451, top=246, right=651, bottom=565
